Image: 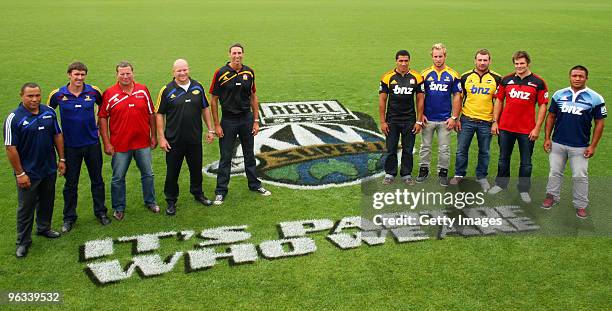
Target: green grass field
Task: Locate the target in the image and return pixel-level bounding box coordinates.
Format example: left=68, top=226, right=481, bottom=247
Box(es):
left=1, top=0, right=611, bottom=309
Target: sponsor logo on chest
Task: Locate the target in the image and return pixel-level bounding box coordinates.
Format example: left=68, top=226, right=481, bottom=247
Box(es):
left=470, top=86, right=491, bottom=95
left=393, top=85, right=413, bottom=95
left=509, top=89, right=531, bottom=100
left=429, top=83, right=448, bottom=92
left=560, top=103, right=584, bottom=115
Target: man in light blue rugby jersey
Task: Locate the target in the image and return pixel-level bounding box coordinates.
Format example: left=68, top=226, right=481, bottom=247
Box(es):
left=417, top=43, right=462, bottom=186
left=541, top=65, right=606, bottom=219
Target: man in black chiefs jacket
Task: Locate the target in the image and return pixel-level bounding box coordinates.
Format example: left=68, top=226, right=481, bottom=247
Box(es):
left=209, top=43, right=271, bottom=205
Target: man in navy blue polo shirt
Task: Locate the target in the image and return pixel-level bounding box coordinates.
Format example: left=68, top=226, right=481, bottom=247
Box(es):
left=4, top=82, right=66, bottom=258
left=48, top=62, right=110, bottom=232
left=156, top=59, right=215, bottom=215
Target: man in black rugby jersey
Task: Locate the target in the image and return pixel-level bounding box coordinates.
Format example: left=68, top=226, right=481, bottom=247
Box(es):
left=379, top=50, right=425, bottom=185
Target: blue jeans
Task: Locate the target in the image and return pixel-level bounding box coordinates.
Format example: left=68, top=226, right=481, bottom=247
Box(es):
left=454, top=116, right=492, bottom=179
left=111, top=147, right=156, bottom=211
left=384, top=123, right=416, bottom=177
left=495, top=130, right=534, bottom=192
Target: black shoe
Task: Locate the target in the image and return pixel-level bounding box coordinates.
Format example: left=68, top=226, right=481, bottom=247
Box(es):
left=61, top=222, right=73, bottom=233
left=97, top=214, right=111, bottom=226
left=438, top=168, right=449, bottom=187
left=194, top=195, right=213, bottom=206
left=416, top=167, right=429, bottom=183
left=166, top=201, right=177, bottom=216
left=16, top=245, right=29, bottom=258
left=36, top=230, right=61, bottom=239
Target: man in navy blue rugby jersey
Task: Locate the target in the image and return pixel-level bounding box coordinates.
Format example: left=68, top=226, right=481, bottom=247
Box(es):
left=541, top=65, right=606, bottom=219
left=48, top=62, right=110, bottom=232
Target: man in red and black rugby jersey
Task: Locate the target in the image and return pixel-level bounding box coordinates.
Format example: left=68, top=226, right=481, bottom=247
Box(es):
left=379, top=49, right=425, bottom=185
left=209, top=43, right=271, bottom=205
left=489, top=51, right=548, bottom=203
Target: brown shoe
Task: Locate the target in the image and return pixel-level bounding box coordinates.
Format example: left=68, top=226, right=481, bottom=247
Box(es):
left=146, top=204, right=160, bottom=213
left=449, top=176, right=463, bottom=185
left=113, top=211, right=124, bottom=221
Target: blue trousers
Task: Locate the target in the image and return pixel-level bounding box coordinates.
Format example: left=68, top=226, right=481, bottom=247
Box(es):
left=63, top=143, right=106, bottom=223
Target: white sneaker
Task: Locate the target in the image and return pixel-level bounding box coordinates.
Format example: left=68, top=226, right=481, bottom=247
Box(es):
left=477, top=178, right=491, bottom=192
left=213, top=194, right=224, bottom=205
left=520, top=192, right=532, bottom=203
left=488, top=185, right=504, bottom=195
left=252, top=187, right=272, bottom=196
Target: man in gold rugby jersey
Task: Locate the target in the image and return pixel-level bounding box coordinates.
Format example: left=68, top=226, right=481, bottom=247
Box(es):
left=449, top=49, right=501, bottom=191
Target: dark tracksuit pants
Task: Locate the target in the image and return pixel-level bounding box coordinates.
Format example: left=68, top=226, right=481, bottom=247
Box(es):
left=164, top=143, right=205, bottom=203
left=16, top=173, right=56, bottom=246
left=215, top=114, right=261, bottom=196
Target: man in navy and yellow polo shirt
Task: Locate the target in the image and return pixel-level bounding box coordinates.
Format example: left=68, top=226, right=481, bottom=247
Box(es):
left=48, top=62, right=110, bottom=232
left=4, top=83, right=66, bottom=258
left=450, top=49, right=501, bottom=191
left=379, top=49, right=425, bottom=185
left=417, top=43, right=462, bottom=186
left=156, top=59, right=215, bottom=215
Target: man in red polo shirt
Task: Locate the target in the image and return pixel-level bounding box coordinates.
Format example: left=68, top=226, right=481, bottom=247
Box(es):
left=489, top=51, right=548, bottom=203
left=99, top=61, right=159, bottom=220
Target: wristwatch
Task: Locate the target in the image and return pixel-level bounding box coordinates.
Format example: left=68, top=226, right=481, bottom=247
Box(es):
left=451, top=116, right=458, bottom=120
left=416, top=121, right=424, bottom=126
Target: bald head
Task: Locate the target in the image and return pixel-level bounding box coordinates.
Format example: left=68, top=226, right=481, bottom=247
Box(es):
left=173, top=59, right=190, bottom=85
left=173, top=58, right=189, bottom=70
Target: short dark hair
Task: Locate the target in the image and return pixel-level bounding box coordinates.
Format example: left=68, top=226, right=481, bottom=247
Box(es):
left=395, top=50, right=410, bottom=60
left=116, top=61, right=133, bottom=73
left=475, top=49, right=491, bottom=59
left=20, top=82, right=40, bottom=95
left=229, top=43, right=244, bottom=53
left=512, top=50, right=531, bottom=64
left=67, top=61, right=88, bottom=74
left=570, top=65, right=589, bottom=77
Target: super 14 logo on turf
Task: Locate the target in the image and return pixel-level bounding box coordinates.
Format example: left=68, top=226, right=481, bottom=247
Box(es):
left=204, top=100, right=386, bottom=189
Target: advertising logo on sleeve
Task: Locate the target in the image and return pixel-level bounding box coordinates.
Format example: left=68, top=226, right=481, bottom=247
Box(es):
left=204, top=100, right=386, bottom=189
